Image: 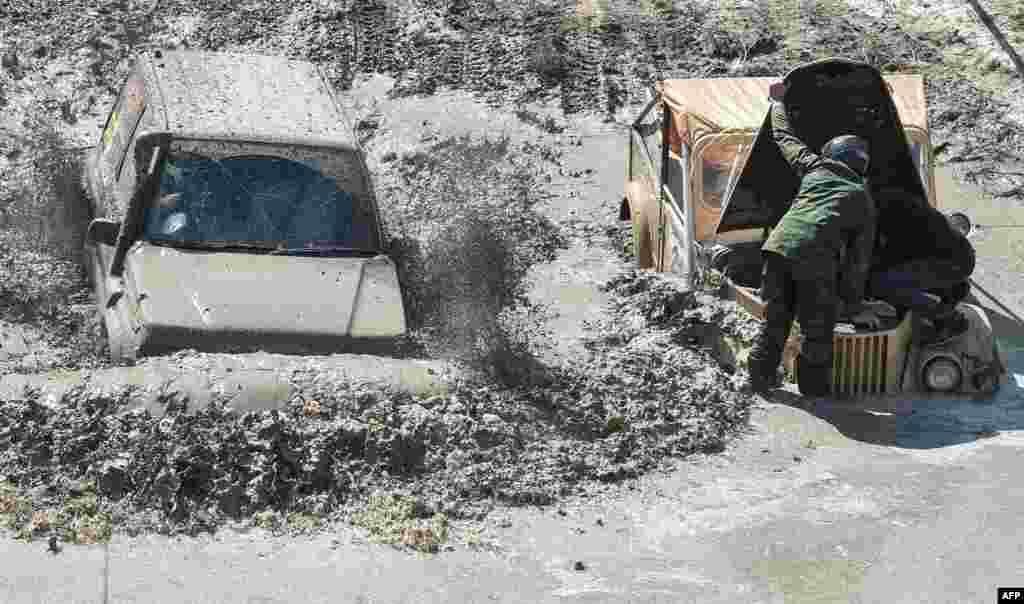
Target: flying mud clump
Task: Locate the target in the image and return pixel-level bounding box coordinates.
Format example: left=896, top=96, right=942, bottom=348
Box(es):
left=381, top=134, right=567, bottom=385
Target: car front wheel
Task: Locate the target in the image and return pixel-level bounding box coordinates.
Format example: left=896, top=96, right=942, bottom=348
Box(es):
left=102, top=305, right=138, bottom=363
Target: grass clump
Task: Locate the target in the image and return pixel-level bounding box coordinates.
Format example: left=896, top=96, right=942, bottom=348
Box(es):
left=65, top=493, right=99, bottom=517
left=706, top=0, right=779, bottom=65
left=286, top=512, right=322, bottom=532
left=71, top=513, right=113, bottom=544
left=253, top=510, right=280, bottom=530
left=351, top=494, right=447, bottom=554
left=0, top=481, right=32, bottom=530
left=0, top=479, right=112, bottom=545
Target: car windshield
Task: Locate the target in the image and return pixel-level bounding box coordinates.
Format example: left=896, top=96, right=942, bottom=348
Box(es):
left=143, top=140, right=380, bottom=252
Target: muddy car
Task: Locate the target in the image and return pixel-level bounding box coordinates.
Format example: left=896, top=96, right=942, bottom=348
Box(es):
left=82, top=51, right=406, bottom=360
left=622, top=58, right=1006, bottom=396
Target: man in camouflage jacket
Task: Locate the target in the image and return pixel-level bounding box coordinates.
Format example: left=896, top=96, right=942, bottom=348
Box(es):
left=772, top=101, right=974, bottom=346
left=747, top=133, right=875, bottom=396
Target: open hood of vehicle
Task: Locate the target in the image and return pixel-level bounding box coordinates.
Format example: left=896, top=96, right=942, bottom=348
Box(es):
left=124, top=244, right=406, bottom=344
left=715, top=58, right=931, bottom=236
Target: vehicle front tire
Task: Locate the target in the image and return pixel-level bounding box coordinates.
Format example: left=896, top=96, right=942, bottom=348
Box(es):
left=103, top=307, right=138, bottom=363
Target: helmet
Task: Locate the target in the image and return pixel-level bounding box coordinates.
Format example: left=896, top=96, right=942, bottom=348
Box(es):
left=821, top=135, right=870, bottom=176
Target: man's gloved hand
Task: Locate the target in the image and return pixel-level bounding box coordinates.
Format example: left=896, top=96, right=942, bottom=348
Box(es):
left=839, top=299, right=895, bottom=330
left=848, top=309, right=882, bottom=329
left=861, top=299, right=898, bottom=318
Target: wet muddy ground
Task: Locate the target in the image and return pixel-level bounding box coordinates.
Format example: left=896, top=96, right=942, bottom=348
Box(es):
left=0, top=82, right=758, bottom=539
left=1, top=0, right=1023, bottom=564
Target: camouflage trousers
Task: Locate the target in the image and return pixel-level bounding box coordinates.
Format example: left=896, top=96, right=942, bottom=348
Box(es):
left=749, top=251, right=838, bottom=397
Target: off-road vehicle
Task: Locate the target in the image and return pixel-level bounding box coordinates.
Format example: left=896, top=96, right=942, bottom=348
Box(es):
left=83, top=50, right=406, bottom=360
left=622, top=58, right=1006, bottom=396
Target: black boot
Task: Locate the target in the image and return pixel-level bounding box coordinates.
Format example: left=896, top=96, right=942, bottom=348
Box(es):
left=745, top=346, right=781, bottom=394
left=797, top=363, right=832, bottom=398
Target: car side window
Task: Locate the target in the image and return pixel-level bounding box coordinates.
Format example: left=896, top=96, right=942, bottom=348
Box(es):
left=699, top=141, right=748, bottom=209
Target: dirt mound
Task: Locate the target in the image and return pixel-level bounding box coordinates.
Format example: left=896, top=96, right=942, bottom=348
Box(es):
left=0, top=270, right=755, bottom=537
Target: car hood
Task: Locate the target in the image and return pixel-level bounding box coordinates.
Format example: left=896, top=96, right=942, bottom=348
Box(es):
left=124, top=244, right=406, bottom=339
left=716, top=58, right=930, bottom=235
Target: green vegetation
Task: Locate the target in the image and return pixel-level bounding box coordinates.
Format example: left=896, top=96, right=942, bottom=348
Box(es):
left=884, top=0, right=1014, bottom=96
left=1, top=479, right=112, bottom=545
left=701, top=268, right=724, bottom=291
left=0, top=481, right=32, bottom=530
left=286, top=512, right=323, bottom=532
left=990, top=0, right=1024, bottom=46
left=351, top=494, right=449, bottom=554
left=714, top=1, right=775, bottom=65
left=463, top=526, right=483, bottom=548
left=253, top=510, right=280, bottom=530
left=65, top=493, right=98, bottom=517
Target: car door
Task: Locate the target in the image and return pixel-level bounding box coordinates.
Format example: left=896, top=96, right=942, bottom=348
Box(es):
left=624, top=98, right=659, bottom=269
left=90, top=69, right=152, bottom=353
left=624, top=97, right=690, bottom=278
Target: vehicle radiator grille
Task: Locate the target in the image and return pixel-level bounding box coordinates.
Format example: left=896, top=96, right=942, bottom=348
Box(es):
left=729, top=281, right=913, bottom=397
left=789, top=314, right=914, bottom=397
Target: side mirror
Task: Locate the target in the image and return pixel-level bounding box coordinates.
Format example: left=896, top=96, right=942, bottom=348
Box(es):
left=86, top=218, right=121, bottom=246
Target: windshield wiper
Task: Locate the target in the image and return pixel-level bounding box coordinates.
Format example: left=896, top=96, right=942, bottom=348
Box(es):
left=268, top=246, right=383, bottom=257
left=150, top=239, right=278, bottom=253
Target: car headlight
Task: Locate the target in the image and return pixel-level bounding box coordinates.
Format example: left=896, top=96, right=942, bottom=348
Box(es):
left=946, top=212, right=972, bottom=237
left=923, top=356, right=963, bottom=392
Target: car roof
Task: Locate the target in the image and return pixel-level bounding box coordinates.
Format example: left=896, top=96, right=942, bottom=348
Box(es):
left=140, top=50, right=357, bottom=148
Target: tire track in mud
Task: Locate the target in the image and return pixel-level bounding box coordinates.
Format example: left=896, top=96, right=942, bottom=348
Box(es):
left=200, top=0, right=720, bottom=116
